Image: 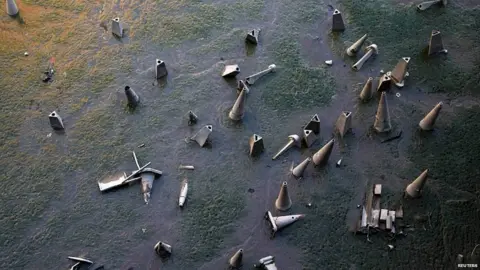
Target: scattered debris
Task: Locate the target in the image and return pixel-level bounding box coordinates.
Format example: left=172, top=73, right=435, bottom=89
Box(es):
left=336, top=158, right=342, bottom=167
left=405, top=169, right=429, bottom=198
left=111, top=17, right=124, bottom=38
left=419, top=102, right=443, bottom=131
left=245, top=64, right=276, bottom=85
left=373, top=92, right=392, bottom=133
left=335, top=111, right=352, bottom=138
left=291, top=157, right=312, bottom=178
left=186, top=110, right=198, bottom=126
left=246, top=28, right=260, bottom=44
left=178, top=165, right=194, bottom=170
left=265, top=211, right=305, bottom=238
left=155, top=59, right=168, bottom=79
left=272, top=134, right=301, bottom=160
left=49, top=111, right=65, bottom=130
left=254, top=255, right=278, bottom=269
left=352, top=44, right=378, bottom=71
left=381, top=130, right=403, bottom=143
left=137, top=143, right=145, bottom=148
left=325, top=60, right=333, bottom=65
left=229, top=88, right=247, bottom=121
left=331, top=9, right=345, bottom=32
left=229, top=249, right=244, bottom=268
left=154, top=241, right=172, bottom=259
left=275, top=182, right=292, bottom=211
left=179, top=178, right=188, bottom=208
left=190, top=125, right=213, bottom=147
left=249, top=134, right=264, bottom=157
left=312, top=139, right=335, bottom=167
left=6, top=0, right=19, bottom=16
left=304, top=114, right=321, bottom=134
left=222, top=64, right=240, bottom=77
left=346, top=34, right=368, bottom=56
left=125, top=86, right=140, bottom=109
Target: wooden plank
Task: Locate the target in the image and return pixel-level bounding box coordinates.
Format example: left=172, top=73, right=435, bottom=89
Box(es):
left=372, top=209, right=380, bottom=228
left=374, top=184, right=382, bottom=195
left=380, top=209, right=388, bottom=221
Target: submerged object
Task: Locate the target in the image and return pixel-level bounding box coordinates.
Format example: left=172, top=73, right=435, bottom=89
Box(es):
left=331, top=9, right=345, bottom=32
left=373, top=92, right=392, bottom=133
left=272, top=134, right=301, bottom=160
left=291, top=157, right=311, bottom=178
left=428, top=30, right=448, bottom=56
left=390, top=57, right=411, bottom=87
left=249, top=134, right=264, bottom=157
left=335, top=111, right=352, bottom=138
left=312, top=139, right=335, bottom=167
left=419, top=101, right=443, bottom=131
left=49, top=111, right=65, bottom=130
left=265, top=211, right=305, bottom=237
left=377, top=73, right=392, bottom=92
left=179, top=178, right=188, bottom=207
left=229, top=249, right=244, bottom=268
left=6, top=0, right=19, bottom=16
left=228, top=88, right=247, bottom=121
left=275, top=182, right=292, bottom=211
left=186, top=110, right=198, bottom=126
left=405, top=169, right=428, bottom=198
left=222, top=64, right=240, bottom=77
left=246, top=28, right=260, bottom=44
left=191, top=125, right=213, bottom=147
left=254, top=255, right=278, bottom=270
left=245, top=64, right=276, bottom=85
left=302, top=129, right=317, bottom=148
left=125, top=86, right=140, bottom=108
left=237, top=80, right=250, bottom=94
left=417, top=0, right=446, bottom=11
left=155, top=59, right=168, bottom=79
left=154, top=241, right=172, bottom=258
left=304, top=114, right=321, bottom=134
left=346, top=34, right=368, bottom=56
left=359, top=77, right=374, bottom=102
left=111, top=18, right=123, bottom=38
left=352, top=44, right=378, bottom=71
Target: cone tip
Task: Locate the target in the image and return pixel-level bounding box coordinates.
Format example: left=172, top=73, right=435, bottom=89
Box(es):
left=282, top=181, right=288, bottom=186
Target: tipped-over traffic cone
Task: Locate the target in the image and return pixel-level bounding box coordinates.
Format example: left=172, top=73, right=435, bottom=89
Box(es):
left=391, top=57, right=411, bottom=87
left=49, top=111, right=65, bottom=130
left=312, top=139, right=334, bottom=167
left=272, top=134, right=301, bottom=160
left=346, top=34, right=368, bottom=56
left=229, top=88, right=247, bottom=121
left=359, top=77, right=374, bottom=102
left=304, top=114, right=321, bottom=134
left=373, top=92, right=392, bottom=133
left=291, top=157, right=311, bottom=178
left=249, top=134, right=264, bottom=157
left=332, top=9, right=345, bottom=32
left=352, top=44, right=378, bottom=71
left=222, top=64, right=240, bottom=77
left=419, top=102, right=443, bottom=131
left=125, top=86, right=140, bottom=108
left=405, top=169, right=428, bottom=198
left=246, top=28, right=260, bottom=44
left=191, top=125, right=213, bottom=147
left=154, top=241, right=172, bottom=258
left=335, top=111, right=352, bottom=138
left=179, top=178, right=188, bottom=207
left=275, top=182, right=292, bottom=211
left=229, top=249, right=243, bottom=268
left=265, top=211, right=305, bottom=237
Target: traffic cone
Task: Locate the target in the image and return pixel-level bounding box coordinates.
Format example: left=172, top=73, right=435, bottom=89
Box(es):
left=419, top=102, right=443, bottom=131
left=237, top=80, right=250, bottom=94
left=304, top=114, right=321, bottom=134
left=291, top=157, right=311, bottom=178
left=275, top=182, right=292, bottom=211
left=302, top=129, right=317, bottom=148
left=186, top=110, right=198, bottom=126
left=266, top=211, right=305, bottom=236
left=272, top=134, right=301, bottom=160
left=228, top=249, right=243, bottom=268
left=125, top=86, right=140, bottom=108
left=229, top=88, right=247, bottom=121
left=352, top=44, right=378, bottom=71
left=391, top=57, right=411, bottom=87
left=346, top=34, right=368, bottom=56
left=405, top=169, right=428, bottom=198
left=249, top=134, right=264, bottom=157
left=359, top=77, right=374, bottom=102
left=428, top=30, right=447, bottom=56
left=246, top=28, right=260, bottom=44
left=312, top=139, right=334, bottom=167
left=179, top=178, right=188, bottom=207
left=155, top=59, right=168, bottom=79
left=111, top=18, right=123, bottom=38
left=332, top=9, right=345, bottom=32
left=222, top=64, right=240, bottom=77
left=191, top=125, right=213, bottom=147
left=377, top=74, right=392, bottom=92
left=6, top=0, right=19, bottom=16
left=49, top=111, right=65, bottom=130
left=335, top=111, right=352, bottom=138
left=373, top=92, right=392, bottom=133
left=154, top=241, right=172, bottom=258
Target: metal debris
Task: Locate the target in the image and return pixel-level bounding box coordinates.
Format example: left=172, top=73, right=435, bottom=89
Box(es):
left=417, top=0, right=446, bottom=11
left=179, top=165, right=194, bottom=170
left=396, top=93, right=401, bottom=97
left=68, top=256, right=93, bottom=270
left=237, top=80, right=250, bottom=94
left=245, top=64, right=276, bottom=85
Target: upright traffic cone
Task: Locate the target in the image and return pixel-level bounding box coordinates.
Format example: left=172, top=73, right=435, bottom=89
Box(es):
left=335, top=111, right=352, bottom=138
left=302, top=129, right=317, bottom=148
left=191, top=125, right=213, bottom=147
left=275, top=182, right=292, bottom=211
left=228, top=249, right=243, bottom=269
left=272, top=134, right=301, bottom=160
left=312, top=139, right=334, bottom=167
left=186, top=110, right=198, bottom=126
left=391, top=57, right=411, bottom=87
left=332, top=9, right=345, bottom=32
left=428, top=30, right=448, bottom=56
left=125, top=86, right=140, bottom=108
left=359, top=77, right=374, bottom=102
left=6, top=0, right=19, bottom=16
left=246, top=28, right=260, bottom=44
left=111, top=18, right=123, bottom=38
left=229, top=88, right=247, bottom=121
left=155, top=59, right=168, bottom=79
left=49, top=111, right=65, bottom=130
left=373, top=92, right=392, bottom=133
left=419, top=102, right=443, bottom=131
left=304, top=114, right=321, bottom=134
left=377, top=74, right=392, bottom=92
left=405, top=169, right=428, bottom=198
left=346, top=34, right=368, bottom=56
left=291, top=157, right=311, bottom=178
left=249, top=134, right=264, bottom=157
left=154, top=241, right=172, bottom=258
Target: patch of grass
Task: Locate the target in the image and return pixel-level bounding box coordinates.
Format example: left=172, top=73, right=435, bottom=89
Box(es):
left=341, top=0, right=480, bottom=95
left=23, top=0, right=86, bottom=12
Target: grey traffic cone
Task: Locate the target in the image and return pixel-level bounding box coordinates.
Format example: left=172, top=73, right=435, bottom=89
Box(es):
left=373, top=92, right=392, bottom=133
left=359, top=77, right=374, bottom=102
left=154, top=241, right=172, bottom=258
left=237, top=80, right=250, bottom=94
left=49, top=111, right=65, bottom=130
left=275, top=182, right=292, bottom=211
left=140, top=172, right=155, bottom=204
left=246, top=28, right=260, bottom=44
left=222, top=64, right=240, bottom=77
left=229, top=88, right=247, bottom=121
left=312, top=139, right=334, bottom=167
left=249, top=134, right=264, bottom=157
left=291, top=157, right=311, bottom=178
left=191, top=125, right=213, bottom=147
left=266, top=211, right=305, bottom=236
left=155, top=59, right=168, bottom=79
left=405, top=169, right=428, bottom=198
left=377, top=74, right=392, bottom=92
left=332, top=9, right=345, bottom=32
left=417, top=0, right=445, bottom=11
left=272, top=134, right=301, bottom=160
left=352, top=44, right=378, bottom=71
left=125, top=86, right=140, bottom=108
left=111, top=18, right=123, bottom=38
left=419, top=102, right=443, bottom=131
left=304, top=114, right=321, bottom=134
left=229, top=249, right=243, bottom=268
left=428, top=30, right=448, bottom=56
left=346, top=34, right=368, bottom=56
left=391, top=57, right=411, bottom=87
left=186, top=110, right=198, bottom=126
left=6, top=0, right=19, bottom=16
left=335, top=111, right=352, bottom=138
left=302, top=129, right=317, bottom=148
